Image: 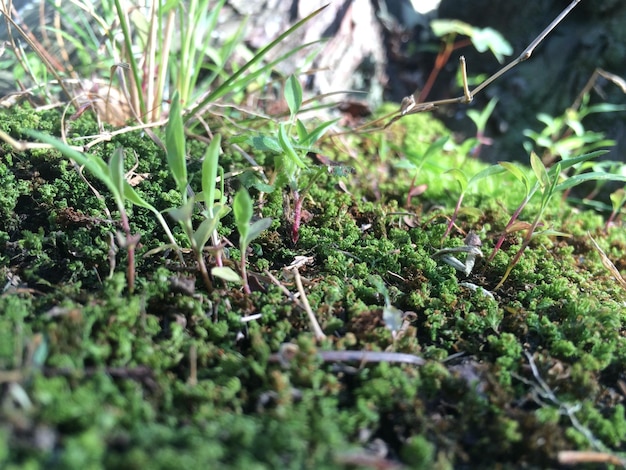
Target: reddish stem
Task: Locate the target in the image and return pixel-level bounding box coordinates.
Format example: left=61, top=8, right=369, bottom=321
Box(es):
left=292, top=189, right=302, bottom=244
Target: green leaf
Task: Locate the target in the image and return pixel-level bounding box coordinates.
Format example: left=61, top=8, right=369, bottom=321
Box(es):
left=186, top=4, right=330, bottom=120
left=530, top=152, right=550, bottom=190
left=542, top=163, right=560, bottom=208
left=27, top=130, right=113, bottom=194
left=192, top=214, right=219, bottom=250
left=108, top=147, right=126, bottom=199
left=468, top=164, right=506, bottom=186
left=295, top=119, right=308, bottom=142
left=554, top=150, right=608, bottom=173
left=211, top=266, right=242, bottom=283
left=467, top=98, right=498, bottom=132
left=165, top=90, right=188, bottom=197
left=499, top=161, right=530, bottom=197
left=202, top=134, right=222, bottom=216
left=284, top=74, right=303, bottom=117
left=300, top=119, right=339, bottom=148
left=446, top=168, right=468, bottom=193
left=555, top=171, right=626, bottom=192
left=278, top=122, right=306, bottom=169
left=233, top=187, right=253, bottom=243
left=249, top=135, right=283, bottom=153
left=610, top=188, right=626, bottom=213
left=470, top=27, right=513, bottom=63
left=244, top=217, right=273, bottom=247
left=430, top=19, right=474, bottom=38
left=423, top=135, right=449, bottom=160
left=168, top=197, right=195, bottom=225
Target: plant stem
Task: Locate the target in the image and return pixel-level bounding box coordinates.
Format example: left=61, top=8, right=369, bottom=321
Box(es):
left=196, top=251, right=213, bottom=292
left=241, top=252, right=251, bottom=295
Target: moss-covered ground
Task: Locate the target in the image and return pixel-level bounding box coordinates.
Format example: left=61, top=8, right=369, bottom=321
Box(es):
left=1, top=103, right=626, bottom=469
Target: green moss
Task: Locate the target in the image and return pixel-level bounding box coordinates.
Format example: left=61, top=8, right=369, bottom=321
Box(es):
left=1, top=84, right=626, bottom=468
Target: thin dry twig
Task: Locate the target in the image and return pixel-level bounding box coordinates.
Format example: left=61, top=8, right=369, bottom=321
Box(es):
left=558, top=450, right=626, bottom=467
left=264, top=268, right=325, bottom=340
left=381, top=0, right=582, bottom=128
left=289, top=267, right=326, bottom=340
left=515, top=351, right=606, bottom=452
left=269, top=343, right=426, bottom=367
left=588, top=232, right=626, bottom=291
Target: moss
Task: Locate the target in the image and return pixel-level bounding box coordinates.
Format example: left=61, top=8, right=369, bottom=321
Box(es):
left=2, top=94, right=626, bottom=468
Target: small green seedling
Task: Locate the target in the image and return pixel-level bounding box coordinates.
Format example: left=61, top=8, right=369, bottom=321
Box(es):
left=466, top=97, right=498, bottom=158
left=233, top=187, right=272, bottom=294
left=395, top=135, right=449, bottom=207
left=29, top=132, right=180, bottom=293
left=488, top=150, right=618, bottom=265
left=444, top=163, right=505, bottom=241
left=608, top=188, right=626, bottom=231
left=493, top=151, right=626, bottom=289
left=245, top=73, right=339, bottom=243
left=165, top=91, right=231, bottom=291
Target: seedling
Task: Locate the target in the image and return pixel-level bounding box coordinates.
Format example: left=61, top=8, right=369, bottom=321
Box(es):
left=245, top=74, right=339, bottom=243
left=466, top=97, right=498, bottom=157
left=165, top=91, right=232, bottom=291
left=607, top=188, right=626, bottom=231
left=394, top=135, right=449, bottom=207
left=233, top=187, right=272, bottom=295
left=488, top=150, right=615, bottom=264
left=443, top=163, right=505, bottom=241
left=493, top=151, right=626, bottom=289
left=26, top=132, right=180, bottom=293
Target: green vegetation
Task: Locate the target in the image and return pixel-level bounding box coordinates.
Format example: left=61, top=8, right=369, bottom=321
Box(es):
left=1, top=1, right=626, bottom=469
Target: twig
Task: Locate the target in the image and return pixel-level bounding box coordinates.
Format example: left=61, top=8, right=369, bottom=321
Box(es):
left=269, top=343, right=426, bottom=367
left=516, top=351, right=606, bottom=452
left=265, top=268, right=326, bottom=340
left=558, top=450, right=626, bottom=467
left=290, top=267, right=326, bottom=340
left=385, top=0, right=582, bottom=127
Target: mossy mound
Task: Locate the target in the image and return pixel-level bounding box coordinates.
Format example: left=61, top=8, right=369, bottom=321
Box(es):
left=1, top=105, right=626, bottom=469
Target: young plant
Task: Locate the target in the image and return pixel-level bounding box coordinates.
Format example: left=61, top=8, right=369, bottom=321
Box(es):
left=607, top=188, right=626, bottom=231
left=394, top=135, right=449, bottom=207
left=466, top=97, right=498, bottom=158
left=28, top=132, right=180, bottom=293
left=164, top=91, right=232, bottom=291
left=244, top=74, right=339, bottom=243
left=444, top=163, right=505, bottom=241
left=494, top=153, right=562, bottom=289
left=488, top=150, right=607, bottom=264
left=233, top=187, right=272, bottom=295
left=491, top=151, right=626, bottom=289
left=523, top=94, right=625, bottom=165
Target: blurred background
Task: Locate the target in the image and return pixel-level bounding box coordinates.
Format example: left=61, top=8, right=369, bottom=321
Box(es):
left=1, top=0, right=625, bottom=164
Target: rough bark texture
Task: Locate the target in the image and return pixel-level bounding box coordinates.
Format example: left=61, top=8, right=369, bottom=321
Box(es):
left=221, top=0, right=387, bottom=103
